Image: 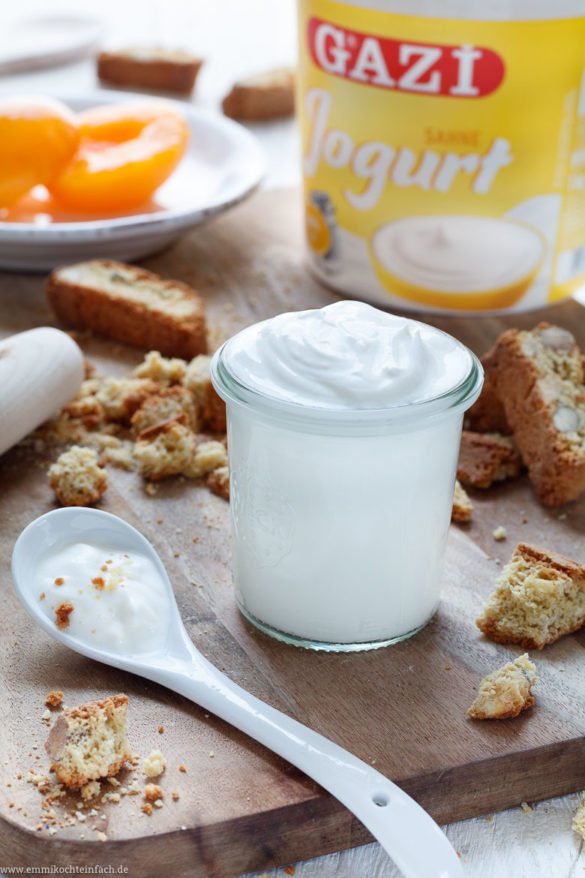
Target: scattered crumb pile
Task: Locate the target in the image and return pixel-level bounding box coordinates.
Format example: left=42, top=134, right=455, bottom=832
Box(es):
left=29, top=350, right=230, bottom=505
left=468, top=654, right=537, bottom=720
left=15, top=692, right=188, bottom=840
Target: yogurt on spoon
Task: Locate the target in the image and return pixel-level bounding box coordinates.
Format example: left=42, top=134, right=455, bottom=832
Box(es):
left=36, top=541, right=169, bottom=654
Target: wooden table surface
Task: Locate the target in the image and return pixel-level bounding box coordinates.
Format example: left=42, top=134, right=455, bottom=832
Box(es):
left=1, top=2, right=585, bottom=876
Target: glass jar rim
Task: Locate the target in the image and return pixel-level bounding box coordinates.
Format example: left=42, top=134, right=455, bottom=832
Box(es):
left=211, top=338, right=484, bottom=434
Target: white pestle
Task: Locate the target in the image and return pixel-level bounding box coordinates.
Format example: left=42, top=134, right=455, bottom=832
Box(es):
left=12, top=507, right=464, bottom=878
left=0, top=327, right=84, bottom=456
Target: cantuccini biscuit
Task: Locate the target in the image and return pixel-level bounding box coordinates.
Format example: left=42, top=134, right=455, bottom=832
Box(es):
left=98, top=47, right=203, bottom=95
left=47, top=260, right=207, bottom=360
left=485, top=323, right=585, bottom=506
left=222, top=67, right=295, bottom=121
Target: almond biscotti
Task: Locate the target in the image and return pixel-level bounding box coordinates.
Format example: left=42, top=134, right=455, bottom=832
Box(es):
left=476, top=542, right=585, bottom=649
left=457, top=431, right=522, bottom=489
left=485, top=323, right=585, bottom=506
left=222, top=67, right=295, bottom=121
left=45, top=694, right=131, bottom=789
left=468, top=654, right=537, bottom=720
left=47, top=260, right=207, bottom=360
left=97, top=47, right=203, bottom=95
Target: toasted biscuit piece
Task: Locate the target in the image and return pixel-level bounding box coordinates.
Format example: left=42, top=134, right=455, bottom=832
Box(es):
left=477, top=542, right=585, bottom=648
left=48, top=446, right=107, bottom=507
left=133, top=419, right=196, bottom=480
left=45, top=694, right=131, bottom=789
left=468, top=654, right=537, bottom=720
left=458, top=431, right=522, bottom=489
left=222, top=67, right=295, bottom=121
left=98, top=47, right=203, bottom=95
left=47, top=260, right=207, bottom=360
left=131, top=386, right=198, bottom=435
left=182, top=354, right=226, bottom=432
left=452, top=480, right=473, bottom=522
left=207, top=465, right=229, bottom=500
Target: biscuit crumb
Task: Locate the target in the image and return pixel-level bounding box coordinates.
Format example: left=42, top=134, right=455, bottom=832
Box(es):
left=171, top=790, right=180, bottom=801
left=48, top=446, right=107, bottom=507
left=55, top=602, right=74, bottom=629
left=158, top=725, right=164, bottom=734
left=178, top=763, right=187, bottom=773
left=492, top=526, right=507, bottom=541
left=144, top=783, right=164, bottom=802
left=141, top=802, right=153, bottom=816
left=45, top=690, right=64, bottom=709
left=468, top=654, right=537, bottom=720
left=143, top=750, right=166, bottom=778
left=520, top=801, right=533, bottom=814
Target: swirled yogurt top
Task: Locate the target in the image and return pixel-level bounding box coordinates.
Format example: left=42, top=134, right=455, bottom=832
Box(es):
left=222, top=300, right=473, bottom=409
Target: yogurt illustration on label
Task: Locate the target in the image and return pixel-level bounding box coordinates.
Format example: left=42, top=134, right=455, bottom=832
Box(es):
left=371, top=216, right=544, bottom=311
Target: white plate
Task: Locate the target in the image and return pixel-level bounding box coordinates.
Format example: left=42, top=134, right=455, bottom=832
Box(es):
left=0, top=16, right=103, bottom=74
left=0, top=92, right=265, bottom=271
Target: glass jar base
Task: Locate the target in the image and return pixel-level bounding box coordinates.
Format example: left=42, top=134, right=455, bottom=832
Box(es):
left=237, top=601, right=435, bottom=653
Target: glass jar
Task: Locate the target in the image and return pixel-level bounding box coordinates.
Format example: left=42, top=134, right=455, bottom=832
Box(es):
left=211, top=314, right=483, bottom=652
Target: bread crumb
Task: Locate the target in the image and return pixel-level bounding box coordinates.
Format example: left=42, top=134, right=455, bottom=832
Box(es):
left=178, top=763, right=187, bottom=773
left=171, top=790, right=180, bottom=801
left=48, top=446, right=107, bottom=507
left=452, top=480, right=473, bottom=522
left=133, top=351, right=187, bottom=385
left=45, top=694, right=131, bottom=789
left=134, top=420, right=196, bottom=481
left=520, top=802, right=533, bottom=814
left=45, top=690, right=64, bottom=709
left=55, top=602, right=74, bottom=630
left=144, top=783, right=164, bottom=802
left=153, top=798, right=164, bottom=809
left=96, top=830, right=108, bottom=841
left=468, top=654, right=537, bottom=720
left=158, top=725, right=164, bottom=734
left=183, top=440, right=227, bottom=479
left=492, top=526, right=507, bottom=541
left=141, top=802, right=153, bottom=816
left=80, top=780, right=101, bottom=801
left=41, top=709, right=52, bottom=723
left=143, top=750, right=166, bottom=778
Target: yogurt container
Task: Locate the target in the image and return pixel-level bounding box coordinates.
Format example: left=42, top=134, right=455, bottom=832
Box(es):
left=298, top=0, right=585, bottom=314
left=211, top=301, right=483, bottom=651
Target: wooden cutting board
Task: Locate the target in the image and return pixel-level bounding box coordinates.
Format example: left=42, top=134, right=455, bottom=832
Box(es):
left=2, top=188, right=585, bottom=877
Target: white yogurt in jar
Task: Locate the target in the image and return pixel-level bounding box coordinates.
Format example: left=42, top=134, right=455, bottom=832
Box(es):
left=212, top=301, right=483, bottom=650
left=223, top=300, right=472, bottom=407
left=36, top=542, right=170, bottom=653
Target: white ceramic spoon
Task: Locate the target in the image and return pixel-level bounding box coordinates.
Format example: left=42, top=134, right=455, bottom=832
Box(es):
left=12, top=507, right=463, bottom=878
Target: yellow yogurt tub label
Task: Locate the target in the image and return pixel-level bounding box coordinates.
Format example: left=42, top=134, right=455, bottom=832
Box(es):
left=298, top=0, right=585, bottom=313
